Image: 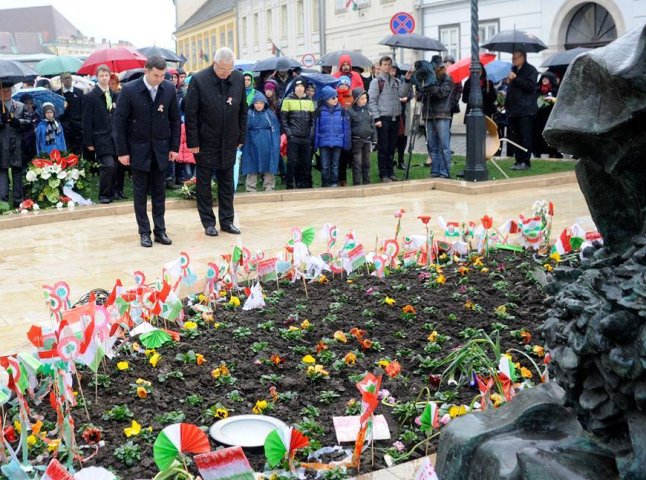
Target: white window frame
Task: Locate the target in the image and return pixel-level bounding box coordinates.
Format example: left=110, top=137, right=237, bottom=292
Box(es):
left=439, top=24, right=460, bottom=61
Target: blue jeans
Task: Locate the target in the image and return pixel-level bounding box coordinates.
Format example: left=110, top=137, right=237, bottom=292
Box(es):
left=426, top=119, right=452, bottom=178
left=319, top=147, right=341, bottom=187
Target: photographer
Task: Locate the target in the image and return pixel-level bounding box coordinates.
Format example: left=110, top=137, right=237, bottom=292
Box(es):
left=368, top=56, right=412, bottom=183
left=416, top=55, right=455, bottom=179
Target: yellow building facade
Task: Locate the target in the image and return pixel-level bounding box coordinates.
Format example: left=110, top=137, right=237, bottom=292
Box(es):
left=175, top=1, right=237, bottom=74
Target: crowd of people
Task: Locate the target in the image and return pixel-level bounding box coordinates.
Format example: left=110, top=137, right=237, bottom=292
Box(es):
left=0, top=46, right=561, bottom=244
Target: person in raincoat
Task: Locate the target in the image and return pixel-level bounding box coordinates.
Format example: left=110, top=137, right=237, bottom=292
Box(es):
left=35, top=102, right=67, bottom=155
left=242, top=92, right=280, bottom=192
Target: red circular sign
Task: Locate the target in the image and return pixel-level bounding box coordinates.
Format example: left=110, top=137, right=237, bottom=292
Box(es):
left=390, top=12, right=415, bottom=35
left=301, top=53, right=316, bottom=67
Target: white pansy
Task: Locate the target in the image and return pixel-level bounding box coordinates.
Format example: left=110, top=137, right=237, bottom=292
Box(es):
left=56, top=202, right=64, bottom=210
left=32, top=204, right=39, bottom=211
left=25, top=170, right=37, bottom=182
left=41, top=171, right=52, bottom=180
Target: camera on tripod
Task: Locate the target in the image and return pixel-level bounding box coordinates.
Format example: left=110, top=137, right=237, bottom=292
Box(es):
left=411, top=59, right=440, bottom=90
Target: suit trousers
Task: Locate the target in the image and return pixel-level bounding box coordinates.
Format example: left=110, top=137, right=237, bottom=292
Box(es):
left=287, top=139, right=312, bottom=189
left=98, top=154, right=116, bottom=201
left=509, top=115, right=534, bottom=166
left=195, top=160, right=234, bottom=229
left=0, top=167, right=23, bottom=206
left=131, top=159, right=166, bottom=235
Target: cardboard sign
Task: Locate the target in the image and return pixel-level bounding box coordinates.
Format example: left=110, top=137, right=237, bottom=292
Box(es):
left=332, top=415, right=391, bottom=443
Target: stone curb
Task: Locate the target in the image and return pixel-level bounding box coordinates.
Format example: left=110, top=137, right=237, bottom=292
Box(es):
left=0, top=172, right=576, bottom=230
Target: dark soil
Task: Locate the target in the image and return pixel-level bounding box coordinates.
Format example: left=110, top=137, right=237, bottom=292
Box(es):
left=18, top=251, right=551, bottom=479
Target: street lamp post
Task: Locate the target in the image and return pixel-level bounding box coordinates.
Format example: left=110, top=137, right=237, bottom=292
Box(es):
left=464, top=0, right=488, bottom=181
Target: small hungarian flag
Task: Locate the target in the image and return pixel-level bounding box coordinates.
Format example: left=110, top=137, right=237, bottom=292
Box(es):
left=345, top=244, right=366, bottom=274
left=257, top=257, right=278, bottom=283
left=195, top=447, right=255, bottom=480
left=41, top=459, right=73, bottom=480
left=346, top=0, right=358, bottom=10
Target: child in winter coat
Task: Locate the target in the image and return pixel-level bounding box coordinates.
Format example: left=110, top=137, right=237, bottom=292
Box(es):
left=35, top=102, right=66, bottom=155
left=348, top=88, right=376, bottom=185
left=176, top=124, right=195, bottom=181
left=314, top=86, right=351, bottom=187
left=242, top=92, right=281, bottom=192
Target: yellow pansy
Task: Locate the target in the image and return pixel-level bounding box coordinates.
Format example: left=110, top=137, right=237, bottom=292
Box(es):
left=252, top=400, right=268, bottom=414
left=183, top=321, right=198, bottom=330
left=124, top=420, right=141, bottom=437
left=302, top=355, right=316, bottom=364
left=448, top=405, right=467, bottom=418
left=136, top=387, right=148, bottom=399
left=377, top=359, right=390, bottom=368
left=520, top=367, right=533, bottom=379
left=427, top=331, right=439, bottom=343
left=149, top=353, right=161, bottom=367
left=344, top=352, right=357, bottom=365
left=550, top=252, right=561, bottom=263
left=436, top=275, right=446, bottom=285
left=532, top=345, right=545, bottom=357
left=333, top=330, right=348, bottom=343
left=301, top=319, right=311, bottom=329
left=27, top=434, right=37, bottom=447
left=384, top=296, right=396, bottom=306
left=491, top=393, right=504, bottom=407
left=117, top=361, right=129, bottom=371
left=47, top=439, right=61, bottom=452
left=229, top=296, right=241, bottom=307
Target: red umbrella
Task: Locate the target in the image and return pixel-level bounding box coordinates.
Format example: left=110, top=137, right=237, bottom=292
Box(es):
left=77, top=47, right=147, bottom=75
left=447, top=53, right=497, bottom=84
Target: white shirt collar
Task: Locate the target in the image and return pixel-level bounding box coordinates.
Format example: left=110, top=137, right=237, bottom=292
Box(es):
left=142, top=76, right=157, bottom=92
left=98, top=84, right=110, bottom=94
left=62, top=86, right=74, bottom=93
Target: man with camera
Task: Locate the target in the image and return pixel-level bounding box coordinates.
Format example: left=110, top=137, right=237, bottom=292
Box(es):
left=504, top=48, right=538, bottom=170
left=416, top=55, right=455, bottom=179
left=368, top=56, right=412, bottom=183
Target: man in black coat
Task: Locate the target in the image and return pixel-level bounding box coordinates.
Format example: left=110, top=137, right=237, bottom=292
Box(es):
left=113, top=56, right=181, bottom=247
left=504, top=48, right=538, bottom=170
left=82, top=64, right=117, bottom=203
left=54, top=72, right=84, bottom=154
left=184, top=47, right=247, bottom=237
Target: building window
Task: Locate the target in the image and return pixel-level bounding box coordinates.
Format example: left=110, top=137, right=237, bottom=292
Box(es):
left=191, top=38, right=196, bottom=67
left=211, top=33, right=216, bottom=54
left=312, top=0, right=319, bottom=32
left=267, top=9, right=273, bottom=40
left=478, top=19, right=499, bottom=47
left=241, top=17, right=247, bottom=47
left=253, top=13, right=259, bottom=45
left=228, top=28, right=234, bottom=50
left=281, top=5, right=288, bottom=38
left=297, top=0, right=304, bottom=35
left=439, top=24, right=460, bottom=60
left=566, top=2, right=616, bottom=48
left=220, top=30, right=225, bottom=50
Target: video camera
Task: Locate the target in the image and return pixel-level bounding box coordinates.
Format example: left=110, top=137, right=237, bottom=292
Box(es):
left=412, top=60, right=439, bottom=90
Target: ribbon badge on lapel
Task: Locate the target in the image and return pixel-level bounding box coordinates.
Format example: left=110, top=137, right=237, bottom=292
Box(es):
left=227, top=97, right=233, bottom=105
left=158, top=105, right=164, bottom=112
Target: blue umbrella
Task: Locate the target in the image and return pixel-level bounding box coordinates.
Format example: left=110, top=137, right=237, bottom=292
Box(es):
left=283, top=72, right=341, bottom=101
left=485, top=60, right=512, bottom=83
left=12, top=87, right=65, bottom=117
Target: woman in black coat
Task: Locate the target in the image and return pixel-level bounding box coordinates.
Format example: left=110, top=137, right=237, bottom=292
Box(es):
left=462, top=63, right=498, bottom=119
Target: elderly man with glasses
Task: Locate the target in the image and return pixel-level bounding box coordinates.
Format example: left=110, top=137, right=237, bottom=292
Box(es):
left=184, top=47, right=247, bottom=237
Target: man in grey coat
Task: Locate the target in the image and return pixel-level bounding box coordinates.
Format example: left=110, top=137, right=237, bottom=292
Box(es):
left=0, top=83, right=28, bottom=207
left=368, top=56, right=412, bottom=183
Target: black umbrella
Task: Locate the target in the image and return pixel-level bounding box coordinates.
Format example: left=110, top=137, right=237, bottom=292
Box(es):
left=540, top=47, right=591, bottom=68
left=317, top=50, right=373, bottom=69
left=378, top=34, right=446, bottom=52
left=138, top=46, right=183, bottom=62
left=0, top=59, right=39, bottom=84
left=252, top=57, right=301, bottom=72
left=120, top=68, right=145, bottom=83
left=482, top=29, right=548, bottom=53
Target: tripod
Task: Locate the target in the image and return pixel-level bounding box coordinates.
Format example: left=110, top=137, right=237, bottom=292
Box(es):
left=404, top=98, right=425, bottom=181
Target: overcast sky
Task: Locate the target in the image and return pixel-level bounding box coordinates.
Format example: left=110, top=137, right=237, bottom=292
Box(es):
left=3, top=0, right=176, bottom=48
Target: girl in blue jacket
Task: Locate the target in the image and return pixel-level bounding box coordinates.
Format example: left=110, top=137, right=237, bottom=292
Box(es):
left=35, top=102, right=67, bottom=155
left=242, top=92, right=281, bottom=192
left=314, top=86, right=351, bottom=187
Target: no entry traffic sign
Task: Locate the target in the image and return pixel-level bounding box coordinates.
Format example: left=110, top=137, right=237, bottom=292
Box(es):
left=390, top=12, right=415, bottom=35
left=301, top=53, right=316, bottom=67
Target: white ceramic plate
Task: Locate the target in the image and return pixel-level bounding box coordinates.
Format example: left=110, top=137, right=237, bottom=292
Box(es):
left=209, top=415, right=288, bottom=448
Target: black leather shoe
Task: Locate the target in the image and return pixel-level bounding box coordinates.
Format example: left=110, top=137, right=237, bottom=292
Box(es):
left=205, top=226, right=219, bottom=237
left=99, top=197, right=112, bottom=204
left=154, top=232, right=172, bottom=245
left=221, top=224, right=241, bottom=234
left=140, top=234, right=153, bottom=248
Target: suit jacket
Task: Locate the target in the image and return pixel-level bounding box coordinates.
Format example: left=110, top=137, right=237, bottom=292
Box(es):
left=113, top=78, right=181, bottom=172
left=0, top=100, right=28, bottom=169
left=54, top=87, right=84, bottom=130
left=184, top=67, right=247, bottom=169
left=82, top=85, right=116, bottom=157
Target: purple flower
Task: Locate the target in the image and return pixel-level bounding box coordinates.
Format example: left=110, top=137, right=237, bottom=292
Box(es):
left=418, top=272, right=431, bottom=281
left=393, top=441, right=405, bottom=452
left=378, top=388, right=390, bottom=400
left=458, top=285, right=467, bottom=294
left=366, top=287, right=375, bottom=296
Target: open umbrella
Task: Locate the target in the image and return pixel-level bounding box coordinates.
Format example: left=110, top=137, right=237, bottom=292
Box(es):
left=120, top=68, right=145, bottom=83
left=540, top=47, right=591, bottom=68
left=317, top=50, right=373, bottom=69
left=482, top=29, right=548, bottom=53
left=35, top=56, right=83, bottom=76
left=283, top=72, right=341, bottom=101
left=252, top=57, right=300, bottom=72
left=0, top=59, right=39, bottom=84
left=12, top=87, right=65, bottom=117
left=49, top=74, right=95, bottom=93
left=77, top=46, right=147, bottom=75
left=138, top=46, right=182, bottom=63
left=447, top=53, right=497, bottom=83
left=484, top=60, right=512, bottom=83
left=379, top=33, right=446, bottom=51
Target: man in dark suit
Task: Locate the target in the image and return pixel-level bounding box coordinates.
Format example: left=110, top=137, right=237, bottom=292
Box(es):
left=54, top=72, right=84, bottom=154
left=185, top=47, right=247, bottom=237
left=82, top=64, right=117, bottom=203
left=113, top=55, right=181, bottom=248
